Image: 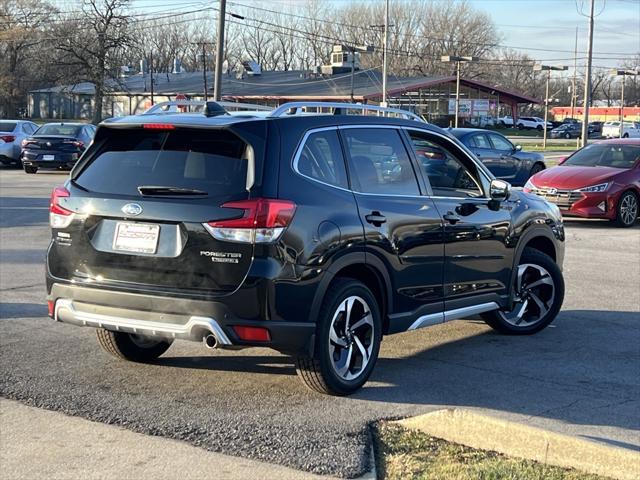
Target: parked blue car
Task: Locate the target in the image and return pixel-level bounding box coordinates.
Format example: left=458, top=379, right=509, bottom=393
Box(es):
left=450, top=128, right=546, bottom=186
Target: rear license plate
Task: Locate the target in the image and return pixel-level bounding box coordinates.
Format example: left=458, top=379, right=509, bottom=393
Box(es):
left=113, top=222, right=160, bottom=254
left=43, top=155, right=55, bottom=161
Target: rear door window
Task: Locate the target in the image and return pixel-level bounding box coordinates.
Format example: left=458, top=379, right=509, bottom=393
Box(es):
left=74, top=128, right=252, bottom=197
left=296, top=129, right=348, bottom=188
left=342, top=128, right=420, bottom=195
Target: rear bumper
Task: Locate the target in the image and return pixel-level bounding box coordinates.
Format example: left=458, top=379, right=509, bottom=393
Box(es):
left=48, top=283, right=315, bottom=355
left=21, top=150, right=79, bottom=169
left=21, top=159, right=76, bottom=169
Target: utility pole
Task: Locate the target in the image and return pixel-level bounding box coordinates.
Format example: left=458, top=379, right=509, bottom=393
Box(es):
left=580, top=0, right=595, bottom=147
left=202, top=42, right=208, bottom=101
left=381, top=0, right=389, bottom=106
left=442, top=55, right=478, bottom=128
left=534, top=64, right=568, bottom=149
left=149, top=51, right=154, bottom=105
left=213, top=0, right=226, bottom=101
left=570, top=27, right=578, bottom=119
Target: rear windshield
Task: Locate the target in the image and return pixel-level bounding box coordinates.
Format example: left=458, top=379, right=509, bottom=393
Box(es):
left=74, top=128, right=251, bottom=196
left=564, top=144, right=640, bottom=169
left=36, top=124, right=82, bottom=136
left=0, top=122, right=17, bottom=132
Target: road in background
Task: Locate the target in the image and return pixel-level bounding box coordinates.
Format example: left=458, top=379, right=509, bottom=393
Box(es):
left=1, top=168, right=638, bottom=478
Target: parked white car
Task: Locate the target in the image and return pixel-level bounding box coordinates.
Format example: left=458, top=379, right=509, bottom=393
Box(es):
left=515, top=117, right=553, bottom=131
left=601, top=121, right=640, bottom=138
left=498, top=116, right=514, bottom=127
left=0, top=120, right=39, bottom=166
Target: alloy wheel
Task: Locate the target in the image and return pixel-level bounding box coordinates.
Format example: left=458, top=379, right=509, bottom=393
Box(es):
left=619, top=193, right=638, bottom=226
left=328, top=296, right=375, bottom=381
left=499, top=263, right=555, bottom=327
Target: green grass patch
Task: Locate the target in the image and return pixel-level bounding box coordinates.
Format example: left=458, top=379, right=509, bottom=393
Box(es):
left=494, top=128, right=543, bottom=138
left=374, top=422, right=609, bottom=480
left=526, top=145, right=578, bottom=152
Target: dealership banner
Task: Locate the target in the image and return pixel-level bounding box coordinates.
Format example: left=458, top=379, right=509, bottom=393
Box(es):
left=448, top=99, right=472, bottom=116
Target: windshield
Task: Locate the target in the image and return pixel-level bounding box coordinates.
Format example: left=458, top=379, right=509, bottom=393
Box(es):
left=564, top=144, right=640, bottom=169
left=36, top=124, right=82, bottom=136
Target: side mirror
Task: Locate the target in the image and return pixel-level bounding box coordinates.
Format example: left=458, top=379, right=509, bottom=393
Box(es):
left=490, top=179, right=511, bottom=201
left=514, top=144, right=522, bottom=152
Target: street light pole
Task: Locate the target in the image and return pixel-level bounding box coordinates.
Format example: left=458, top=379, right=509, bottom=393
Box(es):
left=534, top=64, right=567, bottom=149
left=611, top=69, right=639, bottom=138
left=442, top=55, right=478, bottom=128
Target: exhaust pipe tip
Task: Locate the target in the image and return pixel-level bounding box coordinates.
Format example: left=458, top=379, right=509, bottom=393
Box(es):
left=203, top=334, right=218, bottom=349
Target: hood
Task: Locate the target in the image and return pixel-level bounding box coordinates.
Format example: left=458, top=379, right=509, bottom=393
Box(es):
left=530, top=165, right=623, bottom=190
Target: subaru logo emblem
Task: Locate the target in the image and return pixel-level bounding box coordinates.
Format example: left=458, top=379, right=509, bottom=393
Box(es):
left=121, top=203, right=143, bottom=216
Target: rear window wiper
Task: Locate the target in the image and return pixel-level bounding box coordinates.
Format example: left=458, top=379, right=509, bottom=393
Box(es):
left=138, top=185, right=208, bottom=196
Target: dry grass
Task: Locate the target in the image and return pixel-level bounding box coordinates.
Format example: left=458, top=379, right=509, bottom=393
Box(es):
left=374, top=422, right=610, bottom=480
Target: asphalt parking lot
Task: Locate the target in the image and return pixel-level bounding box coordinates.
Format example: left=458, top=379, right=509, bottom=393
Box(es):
left=1, top=167, right=639, bottom=478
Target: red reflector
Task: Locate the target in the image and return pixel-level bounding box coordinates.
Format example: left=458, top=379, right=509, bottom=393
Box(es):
left=233, top=326, right=271, bottom=342
left=143, top=123, right=175, bottom=130
left=50, top=186, right=72, bottom=216
left=47, top=300, right=55, bottom=317
left=209, top=198, right=296, bottom=229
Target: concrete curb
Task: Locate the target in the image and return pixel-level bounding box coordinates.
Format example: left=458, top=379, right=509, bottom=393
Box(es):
left=397, top=408, right=640, bottom=480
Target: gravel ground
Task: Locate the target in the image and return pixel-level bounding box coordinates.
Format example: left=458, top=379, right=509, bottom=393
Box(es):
left=1, top=167, right=638, bottom=478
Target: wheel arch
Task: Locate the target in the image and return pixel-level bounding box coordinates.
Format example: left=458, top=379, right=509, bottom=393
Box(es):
left=309, top=253, right=393, bottom=335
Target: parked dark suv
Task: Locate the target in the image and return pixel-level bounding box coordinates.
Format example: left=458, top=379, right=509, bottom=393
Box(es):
left=47, top=101, right=566, bottom=395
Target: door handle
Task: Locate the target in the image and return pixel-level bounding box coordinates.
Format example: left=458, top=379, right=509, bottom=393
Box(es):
left=443, top=212, right=461, bottom=224
left=365, top=212, right=386, bottom=227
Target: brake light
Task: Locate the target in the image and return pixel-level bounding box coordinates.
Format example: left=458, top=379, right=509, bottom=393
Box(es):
left=143, top=123, right=175, bottom=130
left=0, top=135, right=15, bottom=143
left=204, top=198, right=296, bottom=243
left=49, top=186, right=74, bottom=228
left=233, top=326, right=271, bottom=342
left=63, top=140, right=85, bottom=149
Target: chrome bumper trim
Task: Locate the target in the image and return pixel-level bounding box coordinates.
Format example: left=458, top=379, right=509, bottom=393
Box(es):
left=54, top=298, right=232, bottom=345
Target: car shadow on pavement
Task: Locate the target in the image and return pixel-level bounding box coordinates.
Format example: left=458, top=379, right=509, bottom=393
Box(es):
left=156, top=308, right=640, bottom=445
left=157, top=354, right=297, bottom=376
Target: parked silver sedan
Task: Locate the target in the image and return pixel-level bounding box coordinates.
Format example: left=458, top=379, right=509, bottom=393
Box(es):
left=0, top=120, right=39, bottom=167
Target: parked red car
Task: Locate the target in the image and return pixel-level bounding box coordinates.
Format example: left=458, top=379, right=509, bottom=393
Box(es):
left=524, top=139, right=640, bottom=227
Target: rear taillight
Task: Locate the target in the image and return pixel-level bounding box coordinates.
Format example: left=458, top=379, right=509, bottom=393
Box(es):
left=50, top=186, right=74, bottom=228
left=63, top=140, right=84, bottom=149
left=1, top=135, right=15, bottom=142
left=204, top=198, right=296, bottom=244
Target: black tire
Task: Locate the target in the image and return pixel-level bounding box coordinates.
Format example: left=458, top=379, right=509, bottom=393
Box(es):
left=96, top=329, right=173, bottom=362
left=295, top=278, right=382, bottom=395
left=613, top=190, right=638, bottom=228
left=24, top=166, right=37, bottom=174
left=481, top=248, right=564, bottom=335
left=517, top=123, right=524, bottom=130
left=564, top=132, right=571, bottom=139
left=529, top=163, right=545, bottom=177
left=623, top=133, right=629, bottom=138
left=536, top=125, right=543, bottom=131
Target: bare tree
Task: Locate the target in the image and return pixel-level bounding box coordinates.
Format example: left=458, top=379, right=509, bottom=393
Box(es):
left=55, top=0, right=131, bottom=123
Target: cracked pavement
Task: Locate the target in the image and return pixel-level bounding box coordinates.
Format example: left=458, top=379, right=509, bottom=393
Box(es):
left=1, top=168, right=639, bottom=477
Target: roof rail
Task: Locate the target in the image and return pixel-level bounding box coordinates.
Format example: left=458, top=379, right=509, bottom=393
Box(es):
left=143, top=100, right=273, bottom=116
left=268, top=101, right=425, bottom=123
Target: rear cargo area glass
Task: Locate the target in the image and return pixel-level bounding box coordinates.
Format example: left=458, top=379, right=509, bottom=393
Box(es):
left=75, top=128, right=249, bottom=196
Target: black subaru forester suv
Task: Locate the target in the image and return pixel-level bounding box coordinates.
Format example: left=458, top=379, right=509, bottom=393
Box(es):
left=47, top=102, right=565, bottom=395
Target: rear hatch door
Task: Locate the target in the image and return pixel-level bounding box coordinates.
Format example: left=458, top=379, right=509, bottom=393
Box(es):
left=48, top=124, right=263, bottom=297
